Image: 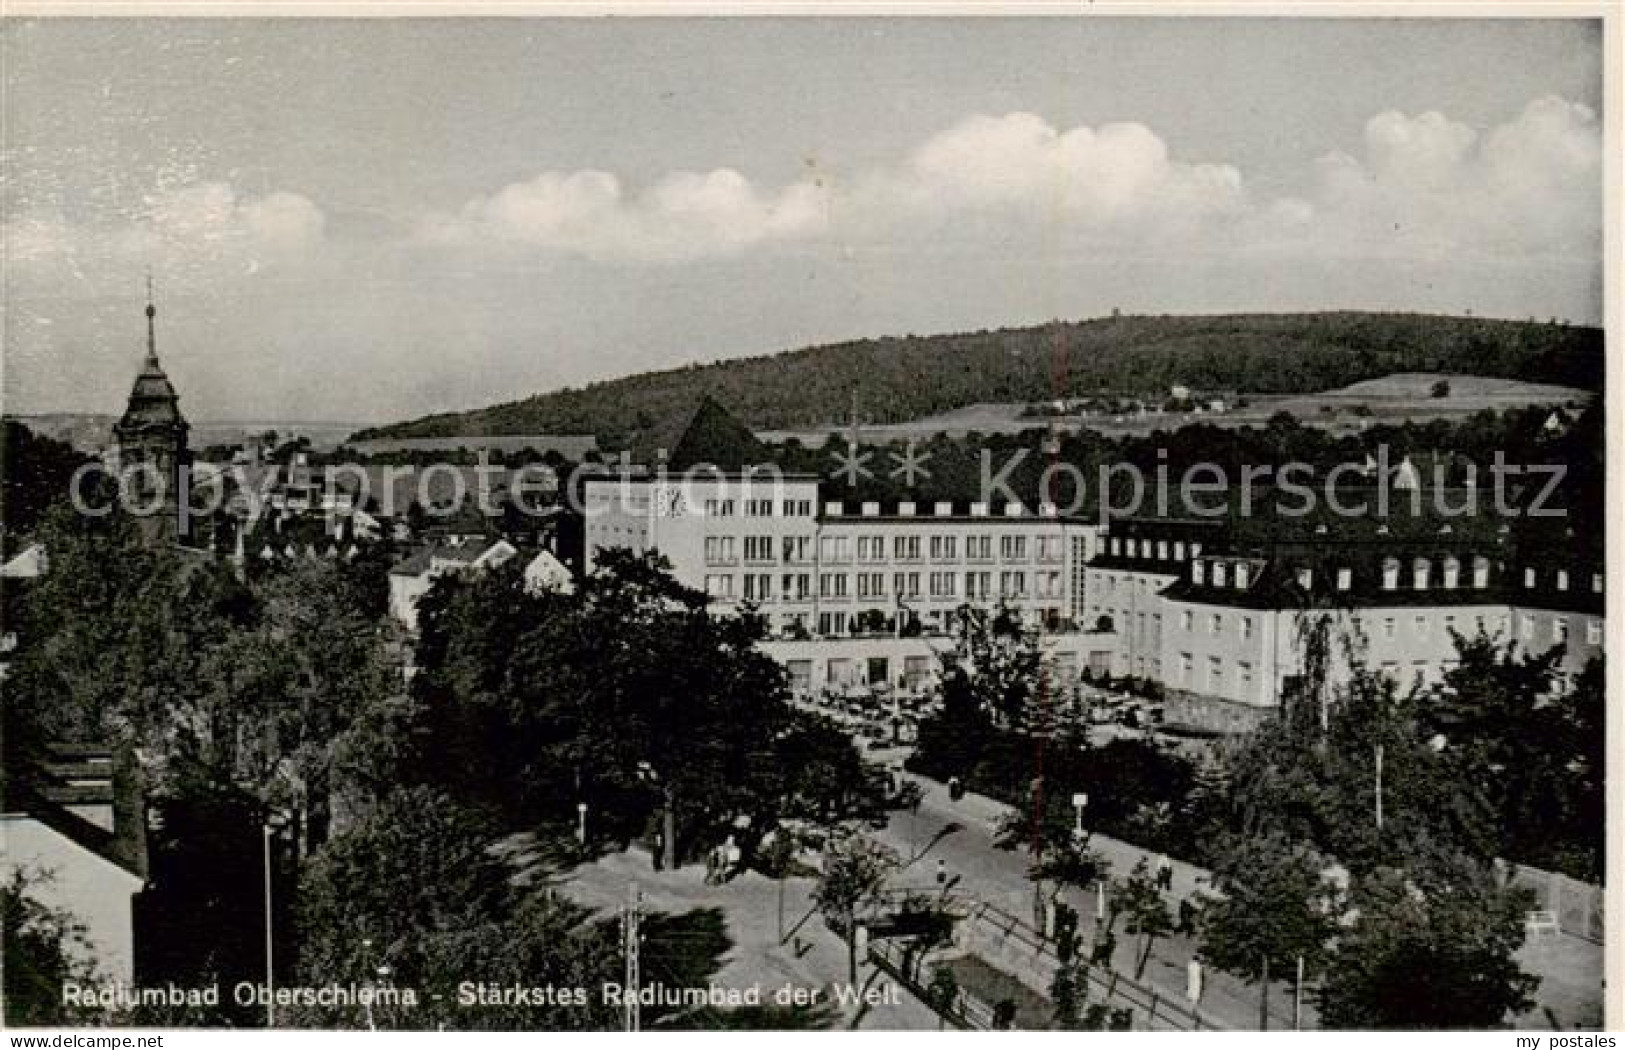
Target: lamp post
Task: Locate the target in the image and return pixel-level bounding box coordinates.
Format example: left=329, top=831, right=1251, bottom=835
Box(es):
left=261, top=816, right=287, bottom=1028
left=577, top=802, right=588, bottom=846
left=1071, top=792, right=1089, bottom=838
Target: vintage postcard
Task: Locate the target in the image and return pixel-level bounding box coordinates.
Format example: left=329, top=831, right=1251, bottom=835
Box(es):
left=1, top=3, right=1615, bottom=1037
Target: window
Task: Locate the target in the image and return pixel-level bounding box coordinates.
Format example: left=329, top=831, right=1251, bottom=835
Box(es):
left=1178, top=652, right=1193, bottom=685
left=968, top=536, right=992, bottom=561
left=1337, top=567, right=1353, bottom=591
left=1235, top=563, right=1250, bottom=588
left=1442, top=556, right=1460, bottom=589
left=818, top=573, right=848, bottom=599
left=930, top=535, right=958, bottom=561
left=1556, top=570, right=1570, bottom=592
left=1001, top=535, right=1028, bottom=561
left=856, top=536, right=881, bottom=561
left=1037, top=536, right=1064, bottom=562
left=929, top=572, right=956, bottom=598
left=1415, top=614, right=1429, bottom=639
left=1192, top=561, right=1206, bottom=585
left=704, top=536, right=735, bottom=564
left=746, top=498, right=774, bottom=517
left=1587, top=619, right=1603, bottom=645
left=1212, top=562, right=1227, bottom=588
left=1157, top=540, right=1169, bottom=560
left=1126, top=538, right=1138, bottom=557
left=1180, top=610, right=1193, bottom=632
left=820, top=535, right=850, bottom=563
left=1236, top=661, right=1253, bottom=700
left=1381, top=558, right=1399, bottom=590
left=1554, top=618, right=1568, bottom=643
left=1000, top=571, right=1028, bottom=598
left=743, top=536, right=773, bottom=562
left=1174, top=541, right=1186, bottom=560
left=1524, top=567, right=1536, bottom=588
left=782, top=573, right=810, bottom=601
left=894, top=535, right=921, bottom=561
left=1110, top=537, right=1122, bottom=556
left=1296, top=567, right=1313, bottom=591
left=782, top=536, right=811, bottom=563
left=1593, top=573, right=1604, bottom=594
left=704, top=574, right=733, bottom=598
left=964, top=571, right=991, bottom=600
left=1240, top=616, right=1253, bottom=641
left=1383, top=617, right=1396, bottom=639
left=1413, top=558, right=1431, bottom=590
left=1473, top=557, right=1490, bottom=589
left=1207, top=655, right=1223, bottom=693
left=742, top=574, right=772, bottom=601
left=1209, top=613, right=1223, bottom=636
left=1037, top=571, right=1063, bottom=599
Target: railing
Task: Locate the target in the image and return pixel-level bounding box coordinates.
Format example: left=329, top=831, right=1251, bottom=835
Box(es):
left=861, top=888, right=1217, bottom=1031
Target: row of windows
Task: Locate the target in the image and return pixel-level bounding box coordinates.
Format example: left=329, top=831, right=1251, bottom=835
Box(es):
left=703, top=570, right=1065, bottom=602
left=1522, top=567, right=1604, bottom=594
left=1109, top=536, right=1203, bottom=561
left=702, top=498, right=815, bottom=518
left=708, top=532, right=1070, bottom=566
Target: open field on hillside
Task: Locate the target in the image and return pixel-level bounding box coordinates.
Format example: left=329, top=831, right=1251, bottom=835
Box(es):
left=757, top=373, right=1593, bottom=446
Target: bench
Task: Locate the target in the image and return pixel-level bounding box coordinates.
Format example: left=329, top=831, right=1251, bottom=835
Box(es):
left=1524, top=910, right=1560, bottom=936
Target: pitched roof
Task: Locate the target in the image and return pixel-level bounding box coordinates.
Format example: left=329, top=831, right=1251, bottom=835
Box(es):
left=666, top=396, right=768, bottom=473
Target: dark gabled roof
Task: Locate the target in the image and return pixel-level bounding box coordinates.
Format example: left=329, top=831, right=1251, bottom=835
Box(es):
left=666, top=396, right=768, bottom=473
left=389, top=546, right=436, bottom=577
left=4, top=744, right=147, bottom=879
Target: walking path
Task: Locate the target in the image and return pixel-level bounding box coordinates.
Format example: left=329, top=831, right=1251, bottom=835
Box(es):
left=558, top=848, right=939, bottom=1030
left=873, top=772, right=1302, bottom=1030
left=874, top=771, right=1603, bottom=1031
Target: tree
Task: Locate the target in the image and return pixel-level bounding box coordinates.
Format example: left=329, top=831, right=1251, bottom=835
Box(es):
left=1198, top=831, right=1344, bottom=1030
left=295, top=786, right=513, bottom=1026
left=1113, top=859, right=1174, bottom=980
left=942, top=603, right=1044, bottom=728
left=813, top=832, right=899, bottom=981
left=412, top=549, right=829, bottom=867
left=1428, top=637, right=1603, bottom=879
left=1316, top=854, right=1538, bottom=1028
left=1, top=871, right=102, bottom=1026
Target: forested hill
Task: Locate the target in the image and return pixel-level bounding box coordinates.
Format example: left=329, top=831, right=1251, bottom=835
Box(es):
left=352, top=311, right=1603, bottom=450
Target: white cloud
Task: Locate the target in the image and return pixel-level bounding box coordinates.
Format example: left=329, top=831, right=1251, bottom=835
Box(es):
left=426, top=98, right=1596, bottom=267
left=425, top=167, right=828, bottom=263
left=879, top=112, right=1247, bottom=233
left=1287, top=96, right=1601, bottom=257
left=3, top=182, right=326, bottom=286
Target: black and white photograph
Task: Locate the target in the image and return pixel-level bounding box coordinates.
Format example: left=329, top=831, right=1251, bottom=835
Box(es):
left=0, top=5, right=1615, bottom=1037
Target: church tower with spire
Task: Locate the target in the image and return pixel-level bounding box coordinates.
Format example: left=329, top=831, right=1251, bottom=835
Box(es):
left=114, top=282, right=191, bottom=546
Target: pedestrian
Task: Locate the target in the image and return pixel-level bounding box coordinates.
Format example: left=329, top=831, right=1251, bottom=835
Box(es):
left=1177, top=897, right=1197, bottom=937
left=936, top=858, right=947, bottom=886
left=1156, top=854, right=1174, bottom=891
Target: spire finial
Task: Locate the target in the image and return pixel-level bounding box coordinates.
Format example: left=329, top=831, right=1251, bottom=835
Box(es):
left=144, top=272, right=158, bottom=362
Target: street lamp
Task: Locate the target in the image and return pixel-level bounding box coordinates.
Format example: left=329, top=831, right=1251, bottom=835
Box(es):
left=576, top=802, right=588, bottom=846
left=1071, top=792, right=1089, bottom=837
left=262, top=813, right=290, bottom=1028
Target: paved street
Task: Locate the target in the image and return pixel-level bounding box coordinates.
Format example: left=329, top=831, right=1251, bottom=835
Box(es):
left=871, top=770, right=1304, bottom=1030
left=870, top=770, right=1604, bottom=1031
left=557, top=848, right=940, bottom=1030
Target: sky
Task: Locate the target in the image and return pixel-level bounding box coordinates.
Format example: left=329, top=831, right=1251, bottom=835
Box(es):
left=0, top=16, right=1605, bottom=426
